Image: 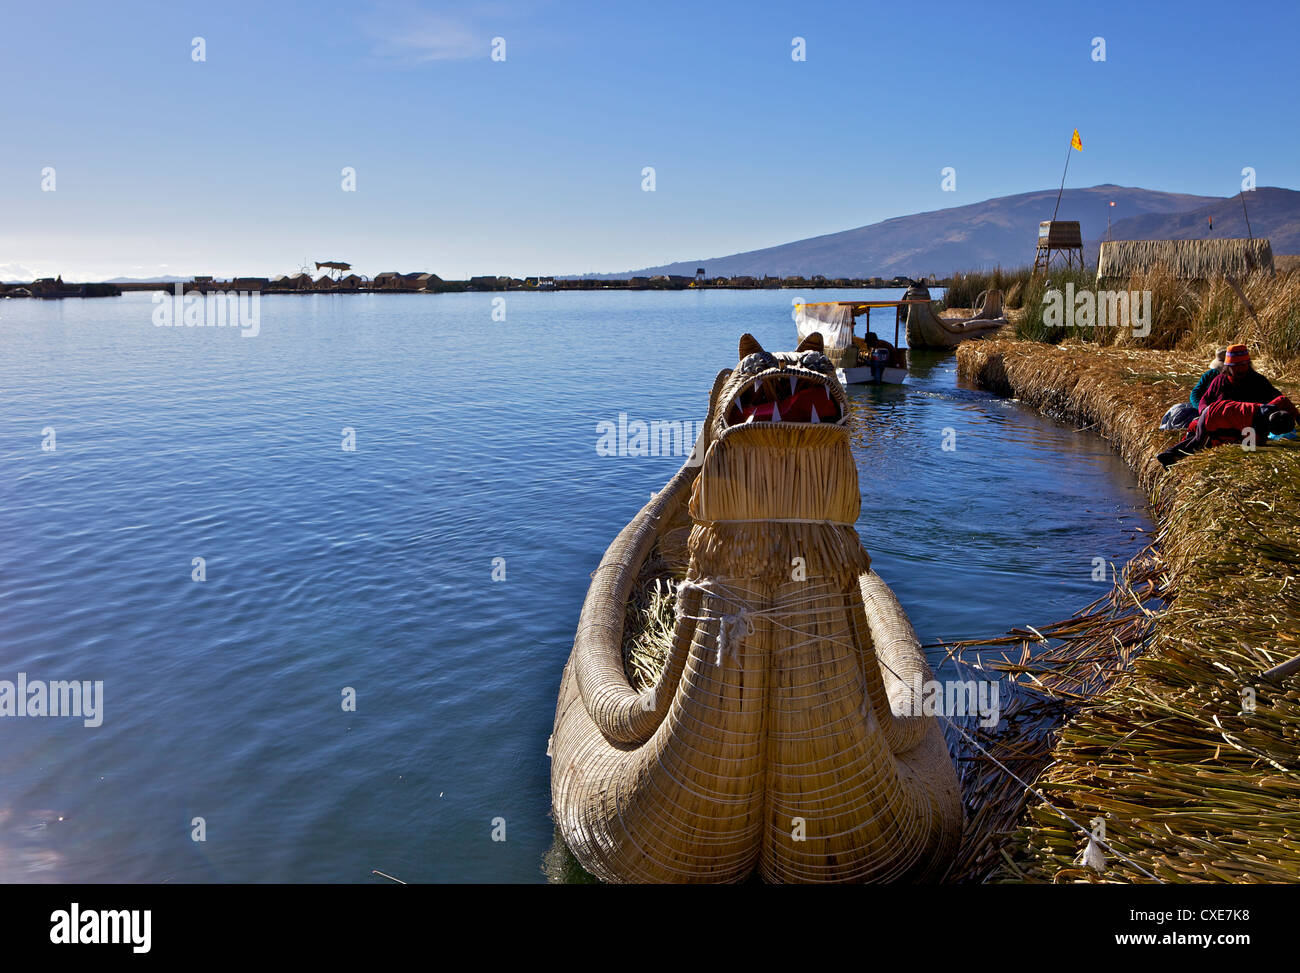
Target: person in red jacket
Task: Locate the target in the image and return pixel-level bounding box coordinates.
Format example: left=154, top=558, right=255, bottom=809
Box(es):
left=1198, top=344, right=1297, bottom=417
left=1158, top=395, right=1297, bottom=466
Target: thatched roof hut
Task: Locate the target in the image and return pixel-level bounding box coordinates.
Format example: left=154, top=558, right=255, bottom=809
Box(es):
left=1098, top=238, right=1274, bottom=280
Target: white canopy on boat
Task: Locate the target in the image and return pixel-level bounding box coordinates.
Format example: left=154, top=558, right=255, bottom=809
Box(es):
left=794, top=303, right=855, bottom=357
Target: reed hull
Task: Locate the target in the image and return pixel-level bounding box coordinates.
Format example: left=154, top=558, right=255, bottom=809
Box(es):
left=549, top=438, right=961, bottom=881
left=904, top=284, right=1006, bottom=350
left=550, top=345, right=961, bottom=883
left=551, top=561, right=960, bottom=883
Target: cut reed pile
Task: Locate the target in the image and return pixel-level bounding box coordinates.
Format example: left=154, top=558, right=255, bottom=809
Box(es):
left=937, top=546, right=1166, bottom=883
left=958, top=338, right=1300, bottom=882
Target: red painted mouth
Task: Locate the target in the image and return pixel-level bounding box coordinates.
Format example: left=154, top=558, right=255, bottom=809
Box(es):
left=727, top=374, right=844, bottom=426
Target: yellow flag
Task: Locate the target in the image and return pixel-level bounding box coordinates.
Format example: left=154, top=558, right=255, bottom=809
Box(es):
left=1071, top=128, right=1083, bottom=151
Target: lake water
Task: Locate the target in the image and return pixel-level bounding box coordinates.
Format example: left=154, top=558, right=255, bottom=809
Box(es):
left=0, top=289, right=1150, bottom=882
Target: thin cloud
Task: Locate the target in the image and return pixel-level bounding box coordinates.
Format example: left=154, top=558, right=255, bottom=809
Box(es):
left=364, top=2, right=515, bottom=63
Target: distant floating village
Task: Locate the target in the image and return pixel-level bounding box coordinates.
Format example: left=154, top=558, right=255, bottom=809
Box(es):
left=1, top=265, right=940, bottom=299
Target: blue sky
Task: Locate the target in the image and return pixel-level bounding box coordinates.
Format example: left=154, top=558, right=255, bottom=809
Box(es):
left=3, top=0, right=1297, bottom=281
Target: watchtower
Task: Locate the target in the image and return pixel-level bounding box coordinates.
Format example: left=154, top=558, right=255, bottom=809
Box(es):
left=1031, top=221, right=1084, bottom=275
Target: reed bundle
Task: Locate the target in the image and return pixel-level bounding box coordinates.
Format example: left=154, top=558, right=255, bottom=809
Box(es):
left=957, top=338, right=1300, bottom=882
left=620, top=507, right=694, bottom=691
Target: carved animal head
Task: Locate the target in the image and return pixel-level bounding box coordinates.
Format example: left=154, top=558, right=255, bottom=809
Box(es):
left=689, top=334, right=862, bottom=573
left=708, top=332, right=850, bottom=443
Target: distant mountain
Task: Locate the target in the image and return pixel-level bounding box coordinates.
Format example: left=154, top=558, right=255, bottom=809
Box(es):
left=611, top=185, right=1300, bottom=279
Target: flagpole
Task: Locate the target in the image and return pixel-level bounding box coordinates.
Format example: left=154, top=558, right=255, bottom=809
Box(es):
left=1051, top=144, right=1072, bottom=222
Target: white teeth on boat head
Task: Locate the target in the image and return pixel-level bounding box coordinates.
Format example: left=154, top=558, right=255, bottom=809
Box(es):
left=771, top=402, right=781, bottom=422
left=809, top=404, right=820, bottom=423
left=789, top=377, right=797, bottom=395
left=753, top=380, right=762, bottom=395
left=744, top=412, right=755, bottom=423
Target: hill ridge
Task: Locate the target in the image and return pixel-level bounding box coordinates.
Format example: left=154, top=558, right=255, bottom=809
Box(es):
left=602, top=185, right=1299, bottom=279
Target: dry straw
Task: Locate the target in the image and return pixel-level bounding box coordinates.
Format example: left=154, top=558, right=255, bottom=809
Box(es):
left=969, top=263, right=1300, bottom=363
left=934, top=546, right=1166, bottom=883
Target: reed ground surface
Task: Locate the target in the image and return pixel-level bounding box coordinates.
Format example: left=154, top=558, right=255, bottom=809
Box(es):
left=957, top=335, right=1300, bottom=883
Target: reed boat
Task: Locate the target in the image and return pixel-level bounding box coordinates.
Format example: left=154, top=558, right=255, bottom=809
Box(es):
left=903, top=282, right=1007, bottom=349
left=549, top=332, right=962, bottom=883
left=794, top=299, right=918, bottom=385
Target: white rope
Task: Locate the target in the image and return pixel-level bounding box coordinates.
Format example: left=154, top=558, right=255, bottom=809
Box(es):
left=676, top=578, right=849, bottom=667
left=716, top=610, right=755, bottom=667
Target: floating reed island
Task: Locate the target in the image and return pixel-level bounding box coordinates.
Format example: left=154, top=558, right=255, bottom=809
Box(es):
left=957, top=302, right=1300, bottom=881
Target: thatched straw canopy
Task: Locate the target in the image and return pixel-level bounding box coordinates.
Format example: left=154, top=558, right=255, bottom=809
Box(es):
left=1098, top=238, right=1273, bottom=280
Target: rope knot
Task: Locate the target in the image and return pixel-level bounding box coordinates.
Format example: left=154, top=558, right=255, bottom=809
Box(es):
left=716, top=609, right=755, bottom=667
